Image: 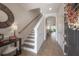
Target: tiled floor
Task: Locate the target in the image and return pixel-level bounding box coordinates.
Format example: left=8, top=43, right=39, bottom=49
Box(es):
left=20, top=35, right=64, bottom=56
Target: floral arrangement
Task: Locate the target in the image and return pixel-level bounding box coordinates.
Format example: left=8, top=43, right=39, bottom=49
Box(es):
left=65, top=3, right=79, bottom=29
left=65, top=3, right=78, bottom=23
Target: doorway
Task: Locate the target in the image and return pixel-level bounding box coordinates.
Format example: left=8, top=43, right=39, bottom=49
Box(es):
left=46, top=16, right=57, bottom=40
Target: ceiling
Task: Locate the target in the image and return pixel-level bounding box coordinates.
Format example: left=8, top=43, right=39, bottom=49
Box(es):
left=20, top=3, right=63, bottom=14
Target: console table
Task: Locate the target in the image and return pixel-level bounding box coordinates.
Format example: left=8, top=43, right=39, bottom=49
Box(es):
left=0, top=38, right=22, bottom=56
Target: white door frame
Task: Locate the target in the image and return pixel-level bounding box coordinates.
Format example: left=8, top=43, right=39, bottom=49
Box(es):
left=44, top=13, right=57, bottom=41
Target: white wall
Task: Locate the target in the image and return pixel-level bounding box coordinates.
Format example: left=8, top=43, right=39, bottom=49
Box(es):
left=34, top=16, right=45, bottom=52
left=56, top=4, right=64, bottom=52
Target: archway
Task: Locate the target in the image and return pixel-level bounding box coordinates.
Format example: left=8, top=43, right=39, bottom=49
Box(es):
left=46, top=16, right=57, bottom=40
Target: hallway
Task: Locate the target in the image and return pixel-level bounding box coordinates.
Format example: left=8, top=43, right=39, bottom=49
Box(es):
left=20, top=35, right=64, bottom=56
left=37, top=35, right=64, bottom=56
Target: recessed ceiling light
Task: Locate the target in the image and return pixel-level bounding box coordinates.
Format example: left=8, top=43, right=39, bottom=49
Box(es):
left=49, top=8, right=52, bottom=11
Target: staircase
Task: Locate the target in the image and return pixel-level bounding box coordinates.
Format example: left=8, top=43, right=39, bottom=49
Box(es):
left=21, top=14, right=44, bottom=54
left=22, top=30, right=36, bottom=53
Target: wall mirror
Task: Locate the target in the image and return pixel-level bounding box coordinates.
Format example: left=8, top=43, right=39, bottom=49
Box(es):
left=0, top=3, right=14, bottom=28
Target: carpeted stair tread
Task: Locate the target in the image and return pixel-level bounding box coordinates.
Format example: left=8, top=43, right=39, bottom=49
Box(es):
left=22, top=44, right=34, bottom=49
left=24, top=40, right=34, bottom=43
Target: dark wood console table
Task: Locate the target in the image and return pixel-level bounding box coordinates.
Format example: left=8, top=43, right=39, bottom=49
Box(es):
left=0, top=38, right=22, bottom=56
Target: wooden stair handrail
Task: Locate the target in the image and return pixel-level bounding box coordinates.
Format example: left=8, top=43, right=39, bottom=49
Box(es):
left=19, top=14, right=42, bottom=34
